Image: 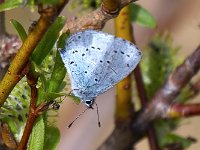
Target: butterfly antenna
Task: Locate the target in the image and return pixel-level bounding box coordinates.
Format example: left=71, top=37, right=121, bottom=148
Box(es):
left=68, top=107, right=89, bottom=128
left=94, top=102, right=101, bottom=127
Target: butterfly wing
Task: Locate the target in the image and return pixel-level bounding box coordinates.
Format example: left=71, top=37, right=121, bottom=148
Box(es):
left=60, top=30, right=111, bottom=98
left=85, top=31, right=142, bottom=97
left=60, top=30, right=142, bottom=99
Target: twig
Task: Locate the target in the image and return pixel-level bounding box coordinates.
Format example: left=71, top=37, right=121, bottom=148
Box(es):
left=17, top=73, right=38, bottom=150
left=17, top=71, right=51, bottom=149
left=134, top=66, right=160, bottom=150
left=167, top=103, right=200, bottom=118
left=102, top=0, right=120, bottom=14
left=15, top=1, right=70, bottom=149
left=0, top=0, right=69, bottom=108
left=115, top=5, right=134, bottom=121
left=17, top=73, right=51, bottom=150
left=64, top=0, right=137, bottom=33
left=134, top=45, right=200, bottom=127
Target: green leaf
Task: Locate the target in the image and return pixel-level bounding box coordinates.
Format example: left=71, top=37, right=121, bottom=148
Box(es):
left=47, top=51, right=66, bottom=92
left=41, top=0, right=59, bottom=5
left=57, top=31, right=70, bottom=49
left=67, top=94, right=81, bottom=104
left=129, top=3, right=157, bottom=28
left=27, top=116, right=45, bottom=150
left=161, top=133, right=194, bottom=149
left=141, top=33, right=178, bottom=98
left=57, top=81, right=66, bottom=92
left=10, top=19, right=27, bottom=42
left=0, top=0, right=23, bottom=12
left=30, top=61, right=48, bottom=80
left=37, top=89, right=66, bottom=104
left=31, top=16, right=66, bottom=65
left=44, top=126, right=60, bottom=150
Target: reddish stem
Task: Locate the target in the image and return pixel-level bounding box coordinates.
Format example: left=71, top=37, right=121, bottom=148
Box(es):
left=134, top=66, right=160, bottom=150
left=17, top=75, right=38, bottom=150
left=169, top=103, right=200, bottom=117
left=15, top=1, right=69, bottom=149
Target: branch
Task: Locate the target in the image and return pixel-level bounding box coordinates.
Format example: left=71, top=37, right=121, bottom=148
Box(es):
left=0, top=0, right=69, bottom=108
left=64, top=0, right=137, bottom=33
left=134, top=66, right=160, bottom=150
left=102, top=0, right=121, bottom=14
left=17, top=73, right=38, bottom=150
left=115, top=5, right=134, bottom=122
left=17, top=73, right=51, bottom=150
left=135, top=45, right=200, bottom=127
left=167, top=103, right=200, bottom=118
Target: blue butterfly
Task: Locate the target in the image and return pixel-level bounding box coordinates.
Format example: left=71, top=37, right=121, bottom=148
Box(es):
left=60, top=30, right=142, bottom=108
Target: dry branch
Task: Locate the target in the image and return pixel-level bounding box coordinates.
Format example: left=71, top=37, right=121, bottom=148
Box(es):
left=135, top=45, right=200, bottom=127
left=64, top=0, right=137, bottom=33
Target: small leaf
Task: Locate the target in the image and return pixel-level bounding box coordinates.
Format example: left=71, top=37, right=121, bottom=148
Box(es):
left=38, top=90, right=66, bottom=103
left=31, top=16, right=66, bottom=65
left=129, top=3, right=157, bottom=28
left=30, top=61, right=48, bottom=78
left=44, top=126, right=60, bottom=150
left=27, top=116, right=45, bottom=150
left=41, top=0, right=59, bottom=5
left=57, top=81, right=66, bottom=92
left=10, top=19, right=27, bottom=42
left=47, top=51, right=66, bottom=92
left=0, top=0, right=23, bottom=12
left=57, top=31, right=70, bottom=49
left=67, top=94, right=81, bottom=104
left=161, top=134, right=194, bottom=149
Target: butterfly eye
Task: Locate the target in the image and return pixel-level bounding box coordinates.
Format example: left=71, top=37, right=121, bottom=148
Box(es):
left=85, top=100, right=94, bottom=108
left=85, top=100, right=91, bottom=105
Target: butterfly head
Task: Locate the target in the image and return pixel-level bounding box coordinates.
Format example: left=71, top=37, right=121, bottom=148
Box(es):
left=84, top=98, right=95, bottom=108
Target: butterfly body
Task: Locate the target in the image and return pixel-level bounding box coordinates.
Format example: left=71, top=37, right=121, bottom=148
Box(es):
left=60, top=30, right=142, bottom=107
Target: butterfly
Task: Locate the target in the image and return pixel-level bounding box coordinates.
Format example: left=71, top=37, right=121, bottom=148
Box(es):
left=60, top=30, right=142, bottom=108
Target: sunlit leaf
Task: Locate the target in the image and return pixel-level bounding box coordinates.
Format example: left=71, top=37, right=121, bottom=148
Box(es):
left=129, top=3, right=157, bottom=28
left=44, top=126, right=60, bottom=150
left=57, top=31, right=70, bottom=49
left=31, top=16, right=65, bottom=65
left=0, top=0, right=23, bottom=12
left=27, top=116, right=45, bottom=150
left=47, top=51, right=66, bottom=93
left=161, top=134, right=194, bottom=149
left=10, top=19, right=27, bottom=42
